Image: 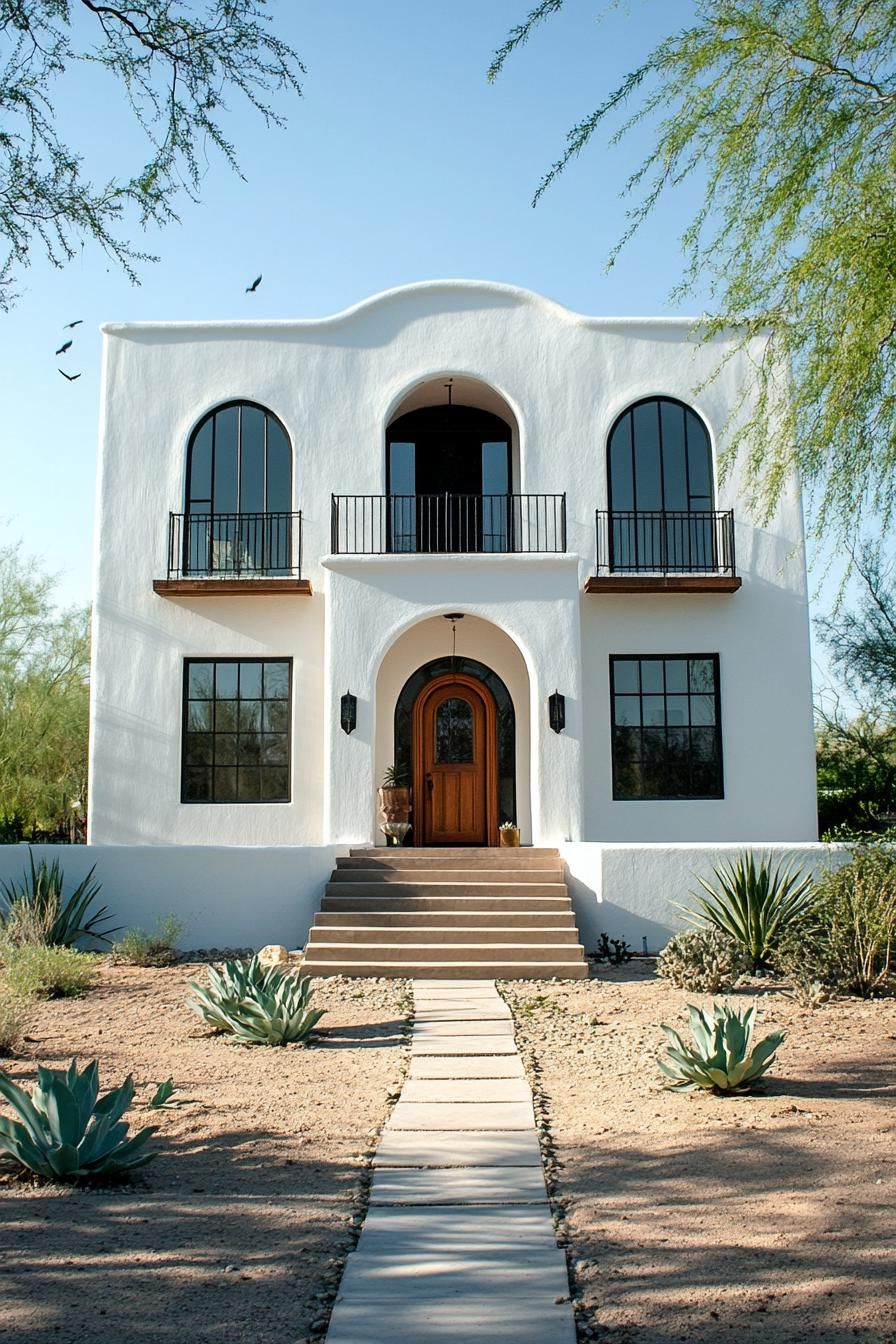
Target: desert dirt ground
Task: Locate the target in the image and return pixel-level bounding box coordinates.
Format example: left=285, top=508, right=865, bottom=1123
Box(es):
left=501, top=963, right=896, bottom=1344
left=0, top=963, right=411, bottom=1344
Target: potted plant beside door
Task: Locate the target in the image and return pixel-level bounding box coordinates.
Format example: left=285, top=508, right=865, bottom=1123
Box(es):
left=499, top=820, right=520, bottom=848
left=378, top=764, right=412, bottom=843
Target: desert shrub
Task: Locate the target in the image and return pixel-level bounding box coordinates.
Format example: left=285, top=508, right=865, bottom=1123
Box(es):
left=775, top=846, right=896, bottom=998
left=187, top=956, right=325, bottom=1046
left=0, top=1059, right=158, bottom=1181
left=659, top=1001, right=786, bottom=1094
left=3, top=945, right=100, bottom=999
left=681, top=850, right=815, bottom=968
left=113, top=915, right=184, bottom=967
left=0, top=854, right=118, bottom=947
left=656, top=928, right=751, bottom=993
left=0, top=989, right=31, bottom=1054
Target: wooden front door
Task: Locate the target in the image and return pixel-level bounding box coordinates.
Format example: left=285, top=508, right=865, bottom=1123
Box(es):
left=413, top=674, right=498, bottom=846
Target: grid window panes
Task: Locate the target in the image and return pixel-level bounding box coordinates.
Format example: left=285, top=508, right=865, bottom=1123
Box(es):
left=182, top=659, right=291, bottom=803
left=610, top=655, right=723, bottom=800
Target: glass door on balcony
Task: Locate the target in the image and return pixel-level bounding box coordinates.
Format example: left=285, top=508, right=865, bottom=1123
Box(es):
left=386, top=406, right=511, bottom=553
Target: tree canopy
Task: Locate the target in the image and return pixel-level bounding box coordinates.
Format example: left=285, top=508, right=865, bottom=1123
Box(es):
left=0, top=1, right=303, bottom=310
left=490, top=1, right=896, bottom=543
left=0, top=543, right=89, bottom=840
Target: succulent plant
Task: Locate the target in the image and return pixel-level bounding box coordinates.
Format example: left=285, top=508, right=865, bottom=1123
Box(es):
left=187, top=956, right=325, bottom=1046
left=659, top=1001, right=786, bottom=1094
left=656, top=928, right=751, bottom=993
left=0, top=1059, right=158, bottom=1181
left=0, top=854, right=118, bottom=947
left=680, top=851, right=815, bottom=968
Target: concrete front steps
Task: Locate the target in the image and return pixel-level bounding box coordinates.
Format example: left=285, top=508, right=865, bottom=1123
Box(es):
left=301, top=847, right=588, bottom=980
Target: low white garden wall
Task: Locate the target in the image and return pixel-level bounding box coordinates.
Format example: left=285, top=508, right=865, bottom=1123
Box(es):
left=560, top=842, right=850, bottom=956
left=0, top=845, right=346, bottom=952
left=0, top=841, right=852, bottom=959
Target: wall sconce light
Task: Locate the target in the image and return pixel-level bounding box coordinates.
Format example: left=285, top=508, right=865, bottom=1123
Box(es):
left=548, top=689, right=566, bottom=734
left=340, top=691, right=357, bottom=735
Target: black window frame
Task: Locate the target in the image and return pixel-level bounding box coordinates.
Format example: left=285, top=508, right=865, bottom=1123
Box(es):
left=184, top=399, right=293, bottom=516
left=609, top=653, right=724, bottom=801
left=181, top=657, right=293, bottom=805
left=607, top=396, right=715, bottom=516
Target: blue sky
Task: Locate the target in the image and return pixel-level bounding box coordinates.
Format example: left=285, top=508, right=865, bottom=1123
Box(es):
left=0, top=0, right=843, bottom=688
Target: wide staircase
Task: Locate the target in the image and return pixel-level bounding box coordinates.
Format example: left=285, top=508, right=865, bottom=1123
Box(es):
left=301, top=847, right=588, bottom=980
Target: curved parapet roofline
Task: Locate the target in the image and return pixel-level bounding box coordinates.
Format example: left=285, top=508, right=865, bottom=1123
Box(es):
left=99, top=277, right=744, bottom=337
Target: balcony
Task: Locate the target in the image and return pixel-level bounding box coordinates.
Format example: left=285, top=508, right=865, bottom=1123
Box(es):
left=331, top=494, right=567, bottom=556
left=585, top=510, right=741, bottom=593
left=153, top=512, right=311, bottom=596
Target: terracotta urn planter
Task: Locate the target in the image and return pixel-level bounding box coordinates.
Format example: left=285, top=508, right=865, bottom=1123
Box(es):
left=499, top=825, right=520, bottom=847
left=378, top=786, right=412, bottom=825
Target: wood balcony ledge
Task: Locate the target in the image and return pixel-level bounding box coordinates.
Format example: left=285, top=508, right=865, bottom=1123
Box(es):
left=153, top=577, right=313, bottom=597
left=584, top=574, right=741, bottom=594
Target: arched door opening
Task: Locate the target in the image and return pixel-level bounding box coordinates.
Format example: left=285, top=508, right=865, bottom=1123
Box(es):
left=394, top=656, right=516, bottom=847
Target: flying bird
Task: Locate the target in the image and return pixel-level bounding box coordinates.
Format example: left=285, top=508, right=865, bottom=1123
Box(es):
left=58, top=369, right=81, bottom=381
left=63, top=319, right=83, bottom=329
left=245, top=274, right=262, bottom=293
left=56, top=340, right=72, bottom=355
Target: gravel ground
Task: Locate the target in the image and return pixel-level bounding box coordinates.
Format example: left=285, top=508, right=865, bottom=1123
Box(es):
left=501, top=963, right=896, bottom=1344
left=0, top=963, right=411, bottom=1344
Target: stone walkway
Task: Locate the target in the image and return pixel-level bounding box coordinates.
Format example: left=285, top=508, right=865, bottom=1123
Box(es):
left=325, top=980, right=576, bottom=1343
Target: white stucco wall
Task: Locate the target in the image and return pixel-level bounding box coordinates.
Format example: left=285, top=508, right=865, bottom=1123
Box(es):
left=0, top=845, right=344, bottom=950
left=89, top=280, right=816, bottom=849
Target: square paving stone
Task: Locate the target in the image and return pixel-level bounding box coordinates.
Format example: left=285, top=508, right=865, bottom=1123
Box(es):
left=411, top=1034, right=517, bottom=1055
left=413, top=1018, right=515, bottom=1036
left=354, top=1203, right=562, bottom=1251
left=369, top=1165, right=548, bottom=1205
left=409, top=1056, right=526, bottom=1079
left=386, top=1101, right=534, bottom=1131
left=413, top=979, right=496, bottom=990
left=401, top=1078, right=531, bottom=1103
left=414, top=1006, right=512, bottom=1021
left=336, top=1247, right=569, bottom=1295
left=373, top=1129, right=543, bottom=1167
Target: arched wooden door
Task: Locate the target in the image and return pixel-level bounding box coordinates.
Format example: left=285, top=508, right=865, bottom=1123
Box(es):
left=412, top=673, right=498, bottom=846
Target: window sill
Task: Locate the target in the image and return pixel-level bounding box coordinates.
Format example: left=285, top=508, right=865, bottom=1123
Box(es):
left=154, top=578, right=312, bottom=597
left=585, top=575, right=741, bottom=594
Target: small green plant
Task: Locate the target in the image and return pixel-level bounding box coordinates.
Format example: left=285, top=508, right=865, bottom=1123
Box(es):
left=113, top=915, right=184, bottom=967
left=0, top=1059, right=158, bottom=1181
left=656, top=928, right=751, bottom=993
left=381, top=763, right=410, bottom=788
left=659, top=1001, right=786, bottom=1094
left=148, top=1078, right=176, bottom=1108
left=681, top=851, right=815, bottom=968
left=775, top=845, right=896, bottom=998
left=187, top=956, right=325, bottom=1046
left=0, top=989, right=31, bottom=1055
left=3, top=945, right=100, bottom=999
left=0, top=854, right=118, bottom=947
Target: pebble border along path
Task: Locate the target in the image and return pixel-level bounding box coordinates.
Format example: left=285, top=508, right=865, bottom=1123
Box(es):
left=325, top=979, right=576, bottom=1343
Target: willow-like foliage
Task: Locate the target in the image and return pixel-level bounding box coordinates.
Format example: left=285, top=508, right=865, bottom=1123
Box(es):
left=491, top=2, right=896, bottom=541
left=0, top=2, right=303, bottom=309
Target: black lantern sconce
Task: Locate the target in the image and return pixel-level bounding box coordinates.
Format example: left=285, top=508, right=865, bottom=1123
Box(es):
left=548, top=689, right=566, bottom=734
left=340, top=691, right=357, bottom=735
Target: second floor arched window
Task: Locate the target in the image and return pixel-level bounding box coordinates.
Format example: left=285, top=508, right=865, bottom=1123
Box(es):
left=607, top=397, right=716, bottom=571
left=183, top=402, right=293, bottom=576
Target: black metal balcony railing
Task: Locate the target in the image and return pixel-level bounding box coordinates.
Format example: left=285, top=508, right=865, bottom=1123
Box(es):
left=596, top=509, right=736, bottom=576
left=331, top=494, right=567, bottom=556
left=167, top=512, right=303, bottom=580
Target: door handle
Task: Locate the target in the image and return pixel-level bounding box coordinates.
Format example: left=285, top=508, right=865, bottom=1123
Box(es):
left=425, top=772, right=433, bottom=794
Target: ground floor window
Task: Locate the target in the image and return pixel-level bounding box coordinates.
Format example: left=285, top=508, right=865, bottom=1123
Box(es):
left=610, top=654, right=722, bottom=800
left=181, top=658, right=291, bottom=803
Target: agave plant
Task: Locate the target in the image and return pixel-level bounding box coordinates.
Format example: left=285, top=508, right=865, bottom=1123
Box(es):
left=0, top=854, right=119, bottom=947
left=659, top=1001, right=786, bottom=1094
left=187, top=956, right=325, bottom=1046
left=681, top=851, right=815, bottom=967
left=0, top=1060, right=158, bottom=1181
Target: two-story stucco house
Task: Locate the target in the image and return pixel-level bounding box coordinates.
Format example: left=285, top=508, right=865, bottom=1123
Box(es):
left=86, top=280, right=818, bottom=971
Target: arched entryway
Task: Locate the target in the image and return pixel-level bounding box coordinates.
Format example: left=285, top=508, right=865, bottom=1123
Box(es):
left=394, top=655, right=517, bottom=847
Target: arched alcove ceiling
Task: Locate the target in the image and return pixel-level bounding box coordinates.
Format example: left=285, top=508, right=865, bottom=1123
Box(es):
left=388, top=375, right=518, bottom=427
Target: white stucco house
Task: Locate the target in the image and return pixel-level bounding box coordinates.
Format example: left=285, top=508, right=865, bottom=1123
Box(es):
left=77, top=280, right=820, bottom=958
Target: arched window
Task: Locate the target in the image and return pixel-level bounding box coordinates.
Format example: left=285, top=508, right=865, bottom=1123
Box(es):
left=183, top=402, right=292, bottom=575
left=607, top=398, right=715, bottom=571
